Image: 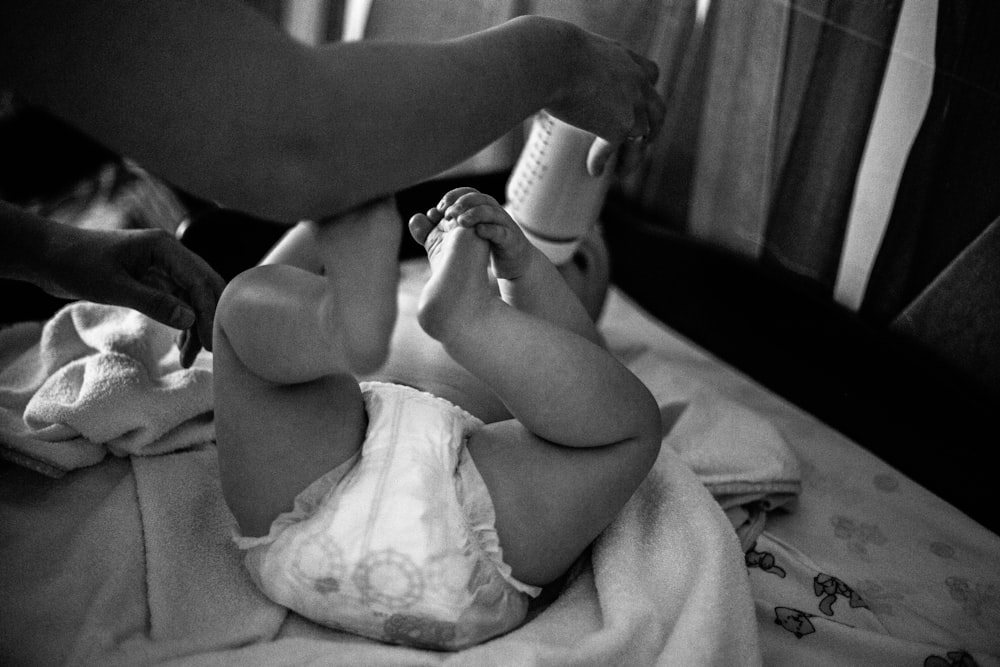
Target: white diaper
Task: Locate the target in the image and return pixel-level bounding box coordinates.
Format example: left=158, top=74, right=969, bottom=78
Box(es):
left=234, top=381, right=540, bottom=650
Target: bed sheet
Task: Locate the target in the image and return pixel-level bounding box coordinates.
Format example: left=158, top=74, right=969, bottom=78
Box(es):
left=599, top=290, right=1000, bottom=666
left=1, top=264, right=997, bottom=666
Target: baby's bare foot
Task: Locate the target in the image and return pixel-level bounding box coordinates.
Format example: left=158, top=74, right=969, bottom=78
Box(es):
left=437, top=189, right=536, bottom=280
left=408, top=210, right=498, bottom=346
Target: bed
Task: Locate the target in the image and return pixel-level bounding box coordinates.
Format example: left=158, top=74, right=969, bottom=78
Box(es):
left=2, top=248, right=997, bottom=665
left=3, top=1, right=999, bottom=662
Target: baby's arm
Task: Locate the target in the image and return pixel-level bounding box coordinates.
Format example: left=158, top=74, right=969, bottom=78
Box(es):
left=435, top=188, right=602, bottom=344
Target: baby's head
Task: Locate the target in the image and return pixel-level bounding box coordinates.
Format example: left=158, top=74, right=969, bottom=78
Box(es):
left=554, top=223, right=610, bottom=322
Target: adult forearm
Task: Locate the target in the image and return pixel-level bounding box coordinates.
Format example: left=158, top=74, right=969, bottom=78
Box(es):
left=0, top=201, right=57, bottom=289
left=293, top=17, right=579, bottom=216
left=1, top=1, right=579, bottom=223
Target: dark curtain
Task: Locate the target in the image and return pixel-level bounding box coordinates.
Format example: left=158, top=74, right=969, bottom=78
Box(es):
left=761, top=0, right=902, bottom=293
left=861, top=0, right=1000, bottom=323
left=529, top=0, right=710, bottom=234
left=623, top=0, right=714, bottom=232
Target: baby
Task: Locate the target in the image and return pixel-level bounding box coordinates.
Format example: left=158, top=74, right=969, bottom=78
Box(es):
left=213, top=188, right=661, bottom=649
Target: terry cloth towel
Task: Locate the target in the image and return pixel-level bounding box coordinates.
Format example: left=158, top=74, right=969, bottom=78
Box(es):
left=92, top=430, right=762, bottom=666
left=0, top=302, right=213, bottom=476
left=600, top=292, right=802, bottom=551
left=0, top=271, right=764, bottom=665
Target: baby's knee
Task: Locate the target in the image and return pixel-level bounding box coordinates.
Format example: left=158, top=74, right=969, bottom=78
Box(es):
left=217, top=264, right=330, bottom=367
left=215, top=266, right=269, bottom=340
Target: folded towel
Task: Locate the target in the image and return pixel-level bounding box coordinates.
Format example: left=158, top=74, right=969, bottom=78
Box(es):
left=601, top=293, right=802, bottom=551
left=0, top=302, right=214, bottom=475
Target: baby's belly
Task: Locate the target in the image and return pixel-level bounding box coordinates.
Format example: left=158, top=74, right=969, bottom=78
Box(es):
left=360, top=306, right=510, bottom=424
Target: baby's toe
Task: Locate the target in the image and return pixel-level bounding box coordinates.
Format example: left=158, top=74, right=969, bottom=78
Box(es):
left=408, top=214, right=435, bottom=246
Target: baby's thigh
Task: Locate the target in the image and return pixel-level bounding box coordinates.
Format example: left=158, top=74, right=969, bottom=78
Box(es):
left=215, top=348, right=367, bottom=537
left=467, top=420, right=652, bottom=588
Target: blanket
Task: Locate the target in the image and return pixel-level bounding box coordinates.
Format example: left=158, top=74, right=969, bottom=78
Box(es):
left=0, top=279, right=803, bottom=664
left=0, top=302, right=213, bottom=476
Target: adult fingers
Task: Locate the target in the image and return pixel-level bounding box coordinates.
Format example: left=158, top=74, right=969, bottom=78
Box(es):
left=120, top=280, right=197, bottom=331
left=178, top=327, right=202, bottom=369
left=587, top=137, right=617, bottom=177
left=629, top=50, right=663, bottom=136
left=628, top=50, right=660, bottom=86
left=587, top=97, right=655, bottom=177
left=611, top=51, right=665, bottom=175
left=155, top=236, right=225, bottom=351
left=620, top=90, right=666, bottom=175
left=602, top=77, right=666, bottom=176
left=647, top=87, right=667, bottom=142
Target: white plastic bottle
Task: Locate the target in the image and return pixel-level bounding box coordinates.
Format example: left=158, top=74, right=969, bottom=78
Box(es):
left=504, top=111, right=615, bottom=265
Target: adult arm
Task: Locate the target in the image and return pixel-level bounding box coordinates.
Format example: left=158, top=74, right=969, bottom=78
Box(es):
left=0, top=1, right=661, bottom=223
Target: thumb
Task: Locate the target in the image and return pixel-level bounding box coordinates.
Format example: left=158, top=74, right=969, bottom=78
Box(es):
left=586, top=137, right=617, bottom=177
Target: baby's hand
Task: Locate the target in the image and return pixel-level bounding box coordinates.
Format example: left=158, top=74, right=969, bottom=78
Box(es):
left=436, top=188, right=536, bottom=280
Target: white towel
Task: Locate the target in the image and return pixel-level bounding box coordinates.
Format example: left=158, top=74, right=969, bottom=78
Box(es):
left=128, top=438, right=762, bottom=666
left=601, top=292, right=802, bottom=550
left=0, top=302, right=214, bottom=475
left=0, top=278, right=767, bottom=665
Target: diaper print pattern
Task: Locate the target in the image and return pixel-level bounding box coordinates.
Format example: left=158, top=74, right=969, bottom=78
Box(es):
left=292, top=532, right=346, bottom=594
left=426, top=549, right=475, bottom=595
left=289, top=533, right=505, bottom=614
left=353, top=548, right=425, bottom=609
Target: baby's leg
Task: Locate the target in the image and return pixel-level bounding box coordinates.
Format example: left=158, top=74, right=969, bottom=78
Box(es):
left=373, top=219, right=612, bottom=423
left=411, top=217, right=652, bottom=449
left=259, top=198, right=401, bottom=374
left=410, top=215, right=661, bottom=586
left=555, top=224, right=611, bottom=322
left=215, top=200, right=401, bottom=536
